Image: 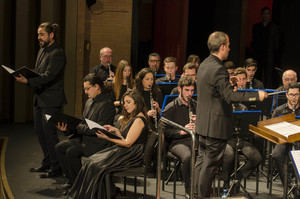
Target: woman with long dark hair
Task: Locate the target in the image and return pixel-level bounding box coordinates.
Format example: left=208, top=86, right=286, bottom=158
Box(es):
left=135, top=67, right=163, bottom=130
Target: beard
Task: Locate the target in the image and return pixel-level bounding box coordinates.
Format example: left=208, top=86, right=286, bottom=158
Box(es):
left=39, top=39, right=50, bottom=48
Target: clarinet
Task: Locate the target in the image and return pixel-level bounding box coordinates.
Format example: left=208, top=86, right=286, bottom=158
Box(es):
left=126, top=76, right=130, bottom=90
left=149, top=87, right=158, bottom=130
left=168, top=72, right=172, bottom=82
left=188, top=97, right=193, bottom=124
left=249, top=80, right=253, bottom=89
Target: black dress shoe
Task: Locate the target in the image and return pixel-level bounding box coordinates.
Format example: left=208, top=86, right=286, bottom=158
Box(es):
left=40, top=169, right=62, bottom=178
left=30, top=166, right=50, bottom=173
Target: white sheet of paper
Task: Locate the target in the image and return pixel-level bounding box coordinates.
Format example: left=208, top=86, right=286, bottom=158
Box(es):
left=290, top=150, right=300, bottom=179
left=85, top=118, right=106, bottom=131
left=45, top=114, right=52, bottom=121
left=1, top=65, right=15, bottom=74
left=265, top=121, right=300, bottom=138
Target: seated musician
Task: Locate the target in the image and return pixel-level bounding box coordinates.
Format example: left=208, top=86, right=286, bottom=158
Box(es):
left=222, top=67, right=262, bottom=188
left=244, top=58, right=264, bottom=89
left=161, top=76, right=196, bottom=198
left=170, top=63, right=197, bottom=95
left=55, top=73, right=115, bottom=188
left=272, top=82, right=300, bottom=187
left=135, top=68, right=163, bottom=131
left=156, top=56, right=179, bottom=83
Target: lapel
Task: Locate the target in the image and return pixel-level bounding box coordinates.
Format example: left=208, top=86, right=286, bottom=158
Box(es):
left=35, top=48, right=45, bottom=70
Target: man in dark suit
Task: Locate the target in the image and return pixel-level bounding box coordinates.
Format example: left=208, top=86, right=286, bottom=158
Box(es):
left=55, top=73, right=115, bottom=188
left=15, top=22, right=67, bottom=177
left=194, top=31, right=267, bottom=198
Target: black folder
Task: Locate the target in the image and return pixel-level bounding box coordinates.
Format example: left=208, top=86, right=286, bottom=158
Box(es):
left=85, top=118, right=122, bottom=140
left=45, top=113, right=82, bottom=130
left=1, top=65, right=40, bottom=78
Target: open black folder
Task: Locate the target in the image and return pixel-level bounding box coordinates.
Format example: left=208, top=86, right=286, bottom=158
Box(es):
left=45, top=113, right=82, bottom=130
left=85, top=118, right=122, bottom=140
left=1, top=65, right=40, bottom=78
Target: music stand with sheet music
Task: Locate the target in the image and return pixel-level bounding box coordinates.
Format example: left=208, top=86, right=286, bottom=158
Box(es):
left=249, top=113, right=300, bottom=199
left=290, top=150, right=300, bottom=198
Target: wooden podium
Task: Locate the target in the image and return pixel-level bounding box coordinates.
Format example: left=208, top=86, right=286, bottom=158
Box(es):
left=249, top=113, right=300, bottom=144
left=249, top=113, right=300, bottom=199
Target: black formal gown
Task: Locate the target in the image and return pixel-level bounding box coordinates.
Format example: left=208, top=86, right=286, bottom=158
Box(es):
left=67, top=116, right=148, bottom=199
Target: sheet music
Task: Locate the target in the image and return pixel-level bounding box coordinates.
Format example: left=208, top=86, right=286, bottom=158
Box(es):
left=45, top=114, right=52, bottom=121
left=290, top=150, right=300, bottom=179
left=265, top=121, right=300, bottom=138
left=1, top=65, right=15, bottom=74
left=85, top=118, right=106, bottom=131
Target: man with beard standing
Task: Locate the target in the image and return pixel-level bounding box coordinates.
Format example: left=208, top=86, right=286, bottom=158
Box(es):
left=195, top=31, right=267, bottom=198
left=15, top=22, right=66, bottom=178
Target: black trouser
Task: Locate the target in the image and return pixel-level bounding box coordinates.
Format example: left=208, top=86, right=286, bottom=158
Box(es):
left=195, top=135, right=226, bottom=198
left=34, top=106, right=61, bottom=171
left=169, top=142, right=192, bottom=193
left=222, top=138, right=262, bottom=184
left=55, top=139, right=84, bottom=183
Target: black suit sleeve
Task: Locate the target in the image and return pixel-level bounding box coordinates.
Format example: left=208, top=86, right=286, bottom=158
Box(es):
left=214, top=67, right=259, bottom=104
left=28, top=49, right=65, bottom=89
left=76, top=100, right=116, bottom=136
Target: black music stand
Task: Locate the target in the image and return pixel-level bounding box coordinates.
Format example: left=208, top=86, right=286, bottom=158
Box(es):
left=156, top=82, right=178, bottom=96
left=225, top=110, right=261, bottom=199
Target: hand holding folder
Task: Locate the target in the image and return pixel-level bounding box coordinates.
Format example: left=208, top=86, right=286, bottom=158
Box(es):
left=85, top=118, right=122, bottom=140
left=45, top=113, right=82, bottom=130
left=1, top=65, right=40, bottom=78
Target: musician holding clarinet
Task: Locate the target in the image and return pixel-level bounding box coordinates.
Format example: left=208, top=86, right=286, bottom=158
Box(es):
left=135, top=68, right=163, bottom=131
left=161, top=76, right=197, bottom=199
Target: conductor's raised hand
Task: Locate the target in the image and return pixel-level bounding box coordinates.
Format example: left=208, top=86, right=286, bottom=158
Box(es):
left=229, top=76, right=238, bottom=86
left=258, top=90, right=268, bottom=101
left=56, top=122, right=67, bottom=131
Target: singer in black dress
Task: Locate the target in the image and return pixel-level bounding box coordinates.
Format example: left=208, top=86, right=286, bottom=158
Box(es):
left=67, top=90, right=148, bottom=199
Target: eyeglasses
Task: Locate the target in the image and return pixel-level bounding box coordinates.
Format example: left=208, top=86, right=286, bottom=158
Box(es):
left=149, top=60, right=160, bottom=63
left=83, top=86, right=93, bottom=91
left=284, top=78, right=296, bottom=82
left=288, top=93, right=300, bottom=98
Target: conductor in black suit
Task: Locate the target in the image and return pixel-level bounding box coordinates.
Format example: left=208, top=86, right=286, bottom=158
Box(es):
left=15, top=22, right=66, bottom=178
left=194, top=31, right=267, bottom=198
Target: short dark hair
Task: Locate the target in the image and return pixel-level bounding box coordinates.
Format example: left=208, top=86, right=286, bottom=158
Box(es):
left=148, top=52, right=160, bottom=59
left=207, top=31, right=228, bottom=53
left=83, top=73, right=105, bottom=91
left=178, top=76, right=195, bottom=89
left=233, top=67, right=247, bottom=78
left=183, top=62, right=197, bottom=73
left=164, top=57, right=176, bottom=65
left=287, top=82, right=300, bottom=91
left=39, top=22, right=59, bottom=40
left=187, top=54, right=200, bottom=65
left=244, top=58, right=257, bottom=68
left=224, top=60, right=235, bottom=70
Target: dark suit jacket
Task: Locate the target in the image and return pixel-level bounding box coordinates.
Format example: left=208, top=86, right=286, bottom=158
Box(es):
left=73, top=92, right=115, bottom=156
left=196, top=55, right=259, bottom=140
left=28, top=42, right=66, bottom=108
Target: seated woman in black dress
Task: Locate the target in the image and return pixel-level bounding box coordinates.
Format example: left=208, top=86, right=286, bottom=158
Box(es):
left=67, top=89, right=148, bottom=199
left=135, top=67, right=163, bottom=131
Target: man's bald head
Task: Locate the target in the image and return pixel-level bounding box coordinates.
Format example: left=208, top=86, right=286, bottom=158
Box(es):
left=99, top=47, right=112, bottom=66
left=282, top=69, right=297, bottom=89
